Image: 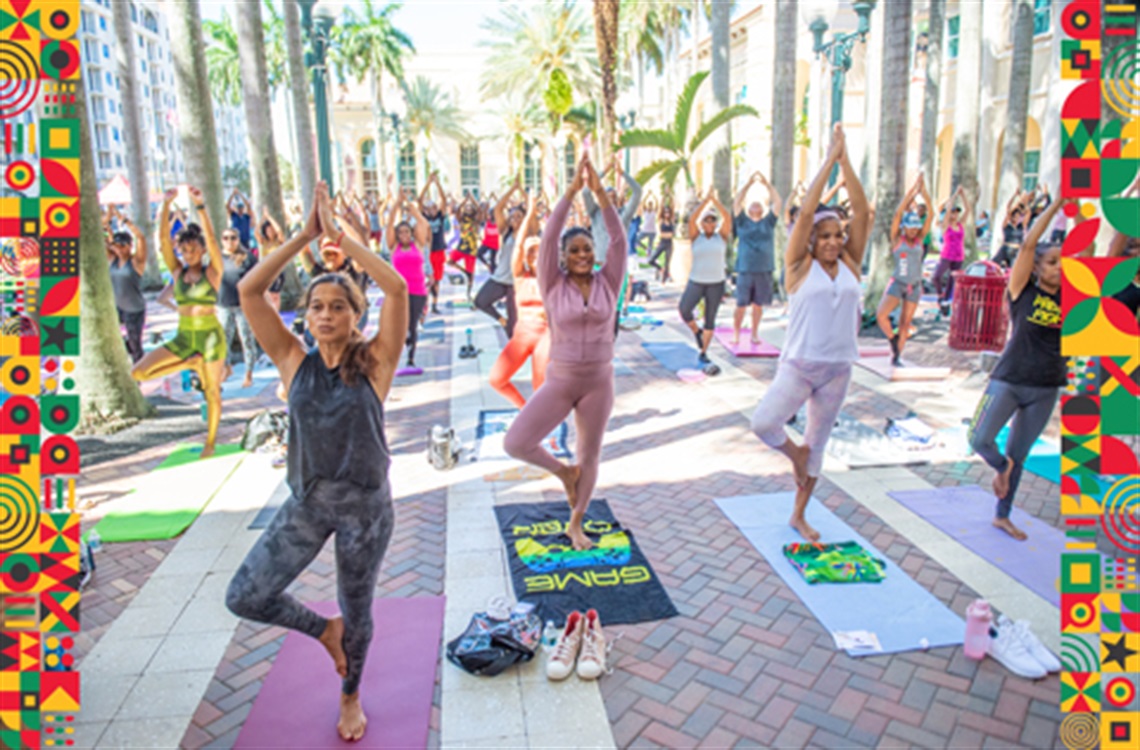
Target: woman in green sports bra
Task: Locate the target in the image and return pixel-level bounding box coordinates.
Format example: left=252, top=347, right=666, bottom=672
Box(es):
left=131, top=186, right=228, bottom=458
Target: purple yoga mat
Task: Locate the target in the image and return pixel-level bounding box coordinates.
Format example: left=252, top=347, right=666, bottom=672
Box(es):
left=712, top=327, right=780, bottom=357
left=396, top=366, right=424, bottom=377
left=234, top=597, right=445, bottom=749
left=887, top=485, right=1063, bottom=606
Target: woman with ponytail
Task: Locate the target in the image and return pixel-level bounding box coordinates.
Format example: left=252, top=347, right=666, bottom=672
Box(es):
left=131, top=186, right=227, bottom=458
left=224, top=181, right=408, bottom=742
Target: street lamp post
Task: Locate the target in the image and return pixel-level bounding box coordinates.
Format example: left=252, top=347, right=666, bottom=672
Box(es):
left=803, top=0, right=875, bottom=190
left=617, top=110, right=636, bottom=178
left=299, top=0, right=336, bottom=192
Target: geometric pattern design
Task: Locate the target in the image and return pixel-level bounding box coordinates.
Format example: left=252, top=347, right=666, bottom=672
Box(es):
left=0, top=2, right=82, bottom=740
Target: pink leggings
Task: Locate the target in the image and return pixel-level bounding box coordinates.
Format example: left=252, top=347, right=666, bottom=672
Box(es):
left=489, top=320, right=551, bottom=409
left=750, top=359, right=852, bottom=477
left=504, top=360, right=614, bottom=504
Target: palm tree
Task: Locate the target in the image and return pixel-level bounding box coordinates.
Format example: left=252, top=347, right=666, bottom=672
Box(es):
left=991, top=0, right=1035, bottom=256
left=111, top=0, right=161, bottom=289
left=592, top=0, right=620, bottom=163
left=333, top=0, right=415, bottom=186
left=919, top=0, right=945, bottom=186
left=497, top=97, right=548, bottom=179
left=167, top=0, right=226, bottom=229
left=618, top=71, right=758, bottom=194
left=709, top=0, right=731, bottom=206
left=75, top=73, right=155, bottom=430
left=202, top=10, right=242, bottom=106
left=951, top=0, right=982, bottom=260
left=770, top=0, right=797, bottom=203
left=261, top=0, right=288, bottom=92
left=402, top=76, right=473, bottom=184
left=864, top=0, right=913, bottom=308
left=283, top=0, right=316, bottom=209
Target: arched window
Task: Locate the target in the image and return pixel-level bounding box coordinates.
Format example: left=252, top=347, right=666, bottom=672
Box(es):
left=398, top=141, right=417, bottom=193
left=564, top=140, right=576, bottom=186
left=360, top=139, right=378, bottom=193
left=460, top=144, right=480, bottom=197
left=523, top=141, right=542, bottom=193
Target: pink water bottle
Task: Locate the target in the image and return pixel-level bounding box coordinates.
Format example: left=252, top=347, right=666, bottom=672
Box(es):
left=964, top=599, right=993, bottom=660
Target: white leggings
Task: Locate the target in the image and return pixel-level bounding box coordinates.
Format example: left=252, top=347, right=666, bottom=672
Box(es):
left=750, top=359, right=853, bottom=477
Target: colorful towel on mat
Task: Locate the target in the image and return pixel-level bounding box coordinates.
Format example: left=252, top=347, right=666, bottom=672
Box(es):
left=782, top=541, right=887, bottom=584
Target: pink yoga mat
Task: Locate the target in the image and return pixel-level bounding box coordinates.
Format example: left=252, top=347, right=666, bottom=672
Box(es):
left=712, top=327, right=780, bottom=357
left=234, top=597, right=445, bottom=749
left=855, top=355, right=950, bottom=382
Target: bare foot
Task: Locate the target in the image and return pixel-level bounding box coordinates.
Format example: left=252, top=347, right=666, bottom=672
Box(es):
left=319, top=617, right=348, bottom=678
left=337, top=692, right=367, bottom=742
left=557, top=464, right=581, bottom=510
left=199, top=445, right=216, bottom=459
left=567, top=525, right=595, bottom=551
left=993, top=517, right=1028, bottom=541
left=242, top=374, right=254, bottom=389
left=790, top=515, right=821, bottom=542
left=993, top=459, right=1014, bottom=499
left=789, top=443, right=810, bottom=488
left=222, top=362, right=233, bottom=381
left=731, top=330, right=740, bottom=346
left=751, top=334, right=763, bottom=345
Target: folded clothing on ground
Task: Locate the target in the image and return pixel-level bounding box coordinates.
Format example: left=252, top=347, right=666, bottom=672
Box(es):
left=783, top=541, right=887, bottom=584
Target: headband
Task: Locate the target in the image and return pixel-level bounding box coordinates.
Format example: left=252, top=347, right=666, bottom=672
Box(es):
left=813, top=210, right=842, bottom=226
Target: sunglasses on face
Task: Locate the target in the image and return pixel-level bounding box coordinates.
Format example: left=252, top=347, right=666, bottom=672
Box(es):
left=223, top=235, right=238, bottom=241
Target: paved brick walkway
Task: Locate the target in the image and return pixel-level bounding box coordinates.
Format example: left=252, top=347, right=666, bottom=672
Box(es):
left=73, top=277, right=1063, bottom=748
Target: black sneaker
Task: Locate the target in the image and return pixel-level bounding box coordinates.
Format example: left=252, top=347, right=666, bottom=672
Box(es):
left=698, top=352, right=711, bottom=365
left=889, top=334, right=900, bottom=360
left=892, top=357, right=904, bottom=367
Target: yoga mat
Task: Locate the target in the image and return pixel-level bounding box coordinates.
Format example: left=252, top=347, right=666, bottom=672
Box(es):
left=612, top=357, right=635, bottom=377
left=396, top=366, right=424, bottom=377
left=887, top=485, right=1063, bottom=606
left=484, top=465, right=550, bottom=482
left=92, top=444, right=245, bottom=542
left=716, top=493, right=964, bottom=656
left=627, top=315, right=663, bottom=327
left=249, top=478, right=290, bottom=530
left=712, top=327, right=780, bottom=357
left=789, top=409, right=929, bottom=469
left=855, top=355, right=951, bottom=382
left=495, top=500, right=678, bottom=627
left=997, top=426, right=1061, bottom=485
left=476, top=409, right=571, bottom=462
left=642, top=341, right=703, bottom=374
left=234, top=597, right=445, bottom=750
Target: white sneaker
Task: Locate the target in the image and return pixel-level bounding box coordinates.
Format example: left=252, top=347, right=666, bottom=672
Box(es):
left=988, top=619, right=1047, bottom=679
left=576, top=609, right=606, bottom=680
left=1000, top=615, right=1061, bottom=673
left=546, top=611, right=583, bottom=681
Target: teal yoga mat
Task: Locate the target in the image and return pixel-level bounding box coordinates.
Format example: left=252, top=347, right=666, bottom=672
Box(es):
left=716, top=493, right=964, bottom=656
left=997, top=426, right=1060, bottom=485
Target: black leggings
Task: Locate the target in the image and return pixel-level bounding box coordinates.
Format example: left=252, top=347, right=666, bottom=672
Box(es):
left=118, top=307, right=146, bottom=363
left=474, top=280, right=516, bottom=337
left=648, top=240, right=673, bottom=281
left=226, top=480, right=394, bottom=695
left=679, top=280, right=725, bottom=330
left=406, top=294, right=427, bottom=364
left=477, top=245, right=497, bottom=272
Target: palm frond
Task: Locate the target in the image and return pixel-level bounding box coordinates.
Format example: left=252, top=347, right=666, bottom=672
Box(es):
left=617, top=128, right=680, bottom=153
left=634, top=158, right=684, bottom=188
left=672, top=70, right=709, bottom=148
left=687, top=104, right=759, bottom=154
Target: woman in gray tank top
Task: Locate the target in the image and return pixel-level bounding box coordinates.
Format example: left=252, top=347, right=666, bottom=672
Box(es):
left=875, top=173, right=933, bottom=367
left=224, top=181, right=409, bottom=743
left=104, top=207, right=148, bottom=362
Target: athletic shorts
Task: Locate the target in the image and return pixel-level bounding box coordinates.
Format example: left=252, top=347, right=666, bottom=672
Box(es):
left=885, top=278, right=921, bottom=303
left=449, top=250, right=476, bottom=276
left=430, top=250, right=446, bottom=282
left=735, top=271, right=773, bottom=307
left=164, top=314, right=227, bottom=362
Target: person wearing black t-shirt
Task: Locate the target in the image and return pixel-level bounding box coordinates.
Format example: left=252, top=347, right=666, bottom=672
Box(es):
left=218, top=229, right=261, bottom=388
left=418, top=173, right=449, bottom=314
left=969, top=191, right=1071, bottom=541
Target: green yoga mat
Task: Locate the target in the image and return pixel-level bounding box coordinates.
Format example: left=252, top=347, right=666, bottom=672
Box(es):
left=91, top=443, right=245, bottom=543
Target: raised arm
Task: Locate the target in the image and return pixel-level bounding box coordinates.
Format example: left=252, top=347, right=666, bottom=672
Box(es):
left=385, top=190, right=403, bottom=250
left=189, top=187, right=223, bottom=290
left=541, top=163, right=588, bottom=297
left=918, top=177, right=934, bottom=240
left=124, top=215, right=148, bottom=275
left=891, top=177, right=921, bottom=246
left=760, top=173, right=783, bottom=223
left=786, top=125, right=845, bottom=275
left=821, top=175, right=845, bottom=208
left=513, top=192, right=539, bottom=280
left=406, top=197, right=430, bottom=248
left=585, top=158, right=626, bottom=293
left=493, top=178, right=519, bottom=232
left=619, top=164, right=642, bottom=226
left=156, top=190, right=180, bottom=275
left=709, top=191, right=732, bottom=243
left=1010, top=189, right=1068, bottom=301
left=839, top=142, right=871, bottom=268
left=733, top=175, right=755, bottom=216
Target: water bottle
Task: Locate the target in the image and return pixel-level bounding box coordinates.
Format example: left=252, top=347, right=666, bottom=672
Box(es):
left=542, top=620, right=559, bottom=649
left=964, top=599, right=993, bottom=660
left=465, top=328, right=474, bottom=348
left=87, top=530, right=103, bottom=552
left=181, top=370, right=192, bottom=392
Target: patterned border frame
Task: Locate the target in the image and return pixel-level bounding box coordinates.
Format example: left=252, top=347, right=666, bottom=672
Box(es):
left=1, top=2, right=82, bottom=748
left=1058, top=3, right=1140, bottom=750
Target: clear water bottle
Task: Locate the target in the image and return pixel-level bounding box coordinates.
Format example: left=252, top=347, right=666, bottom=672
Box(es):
left=87, top=530, right=103, bottom=552
left=542, top=620, right=558, bottom=649
left=964, top=599, right=993, bottom=660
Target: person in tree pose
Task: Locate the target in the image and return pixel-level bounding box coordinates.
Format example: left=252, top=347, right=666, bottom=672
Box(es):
left=731, top=171, right=783, bottom=345
left=875, top=173, right=933, bottom=367
left=104, top=205, right=148, bottom=363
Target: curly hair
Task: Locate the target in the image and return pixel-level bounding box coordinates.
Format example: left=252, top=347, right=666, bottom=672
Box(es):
left=176, top=222, right=205, bottom=247
left=303, top=274, right=376, bottom=387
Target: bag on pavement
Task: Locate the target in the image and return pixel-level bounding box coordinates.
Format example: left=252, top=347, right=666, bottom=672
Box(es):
left=242, top=409, right=289, bottom=452
left=446, top=610, right=542, bottom=677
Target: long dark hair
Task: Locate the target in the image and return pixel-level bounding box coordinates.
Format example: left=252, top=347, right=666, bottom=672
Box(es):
left=303, top=274, right=376, bottom=387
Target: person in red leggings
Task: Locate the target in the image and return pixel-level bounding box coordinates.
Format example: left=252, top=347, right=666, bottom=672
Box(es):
left=490, top=193, right=550, bottom=407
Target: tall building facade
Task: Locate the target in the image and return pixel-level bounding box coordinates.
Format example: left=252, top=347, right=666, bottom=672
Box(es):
left=78, top=0, right=249, bottom=196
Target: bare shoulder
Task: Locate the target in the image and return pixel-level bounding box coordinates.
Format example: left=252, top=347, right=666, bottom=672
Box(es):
left=785, top=257, right=813, bottom=295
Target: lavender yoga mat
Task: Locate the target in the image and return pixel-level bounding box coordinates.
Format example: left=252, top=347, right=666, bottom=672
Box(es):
left=888, top=485, right=1063, bottom=606
left=234, top=597, right=445, bottom=749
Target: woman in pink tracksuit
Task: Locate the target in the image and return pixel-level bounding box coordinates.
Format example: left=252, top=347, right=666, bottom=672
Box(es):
left=504, top=154, right=626, bottom=551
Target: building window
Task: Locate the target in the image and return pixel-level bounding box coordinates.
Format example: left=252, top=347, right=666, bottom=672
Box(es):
left=398, top=142, right=417, bottom=193
left=98, top=152, right=111, bottom=170
left=81, top=11, right=93, bottom=33
left=143, top=10, right=159, bottom=34
left=523, top=141, right=542, bottom=193
left=1033, top=0, right=1051, bottom=36
left=115, top=154, right=123, bottom=167
left=947, top=15, right=959, bottom=59
left=92, top=98, right=106, bottom=119
left=99, top=16, right=106, bottom=31
left=1023, top=150, right=1040, bottom=192
left=564, top=140, right=576, bottom=184
left=360, top=139, right=379, bottom=193
left=138, top=34, right=144, bottom=49
left=95, top=125, right=109, bottom=149
left=460, top=144, right=480, bottom=195
left=141, top=60, right=147, bottom=73
left=109, top=100, right=115, bottom=113
left=102, top=44, right=109, bottom=59
left=130, top=3, right=138, bottom=23
left=105, top=71, right=112, bottom=85
left=113, top=127, right=119, bottom=142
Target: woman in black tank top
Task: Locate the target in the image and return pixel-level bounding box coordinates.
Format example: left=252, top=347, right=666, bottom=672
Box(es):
left=224, top=182, right=409, bottom=742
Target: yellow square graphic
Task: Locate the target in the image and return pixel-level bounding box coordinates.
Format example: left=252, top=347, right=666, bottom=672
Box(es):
left=1071, top=563, right=1092, bottom=585
left=48, top=129, right=72, bottom=151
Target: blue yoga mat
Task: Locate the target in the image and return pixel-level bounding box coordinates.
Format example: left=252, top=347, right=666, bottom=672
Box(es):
left=642, top=342, right=702, bottom=373
left=716, top=493, right=964, bottom=656
left=996, top=427, right=1060, bottom=485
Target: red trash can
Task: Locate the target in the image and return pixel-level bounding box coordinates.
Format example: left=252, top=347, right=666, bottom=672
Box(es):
left=948, top=261, right=1009, bottom=351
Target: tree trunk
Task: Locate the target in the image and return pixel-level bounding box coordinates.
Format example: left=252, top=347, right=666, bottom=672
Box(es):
left=992, top=0, right=1035, bottom=256
left=919, top=0, right=944, bottom=190
left=111, top=0, right=161, bottom=290
left=951, top=0, right=982, bottom=261
left=710, top=0, right=732, bottom=269
left=166, top=0, right=225, bottom=231
left=864, top=0, right=912, bottom=309
left=770, top=0, right=797, bottom=202
left=235, top=1, right=299, bottom=307
left=76, top=73, right=156, bottom=431
left=374, top=71, right=390, bottom=188
left=284, top=0, right=316, bottom=210
left=592, top=0, right=620, bottom=166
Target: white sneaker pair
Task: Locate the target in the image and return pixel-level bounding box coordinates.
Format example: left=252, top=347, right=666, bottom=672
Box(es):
left=546, top=609, right=606, bottom=681
left=987, top=615, right=1061, bottom=679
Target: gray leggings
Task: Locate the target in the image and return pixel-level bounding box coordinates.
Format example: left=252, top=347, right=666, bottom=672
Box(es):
left=217, top=305, right=260, bottom=372
left=969, top=379, right=1059, bottom=519
left=679, top=280, right=726, bottom=330
left=225, top=480, right=394, bottom=695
